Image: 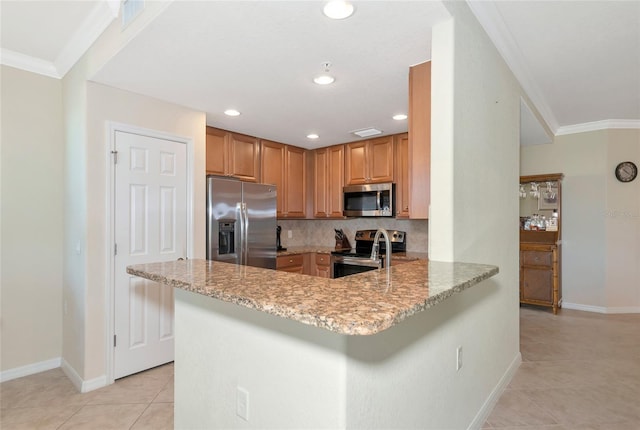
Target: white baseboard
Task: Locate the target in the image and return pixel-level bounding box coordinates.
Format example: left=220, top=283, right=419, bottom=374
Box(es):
left=0, top=357, right=62, bottom=383
left=468, top=352, right=522, bottom=430
left=562, top=302, right=640, bottom=314
left=61, top=359, right=108, bottom=393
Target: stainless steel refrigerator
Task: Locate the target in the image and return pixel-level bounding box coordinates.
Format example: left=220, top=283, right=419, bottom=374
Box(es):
left=206, top=176, right=277, bottom=269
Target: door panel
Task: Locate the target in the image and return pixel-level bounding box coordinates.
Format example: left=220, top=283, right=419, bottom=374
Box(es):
left=243, top=182, right=277, bottom=269
left=114, top=130, right=186, bottom=379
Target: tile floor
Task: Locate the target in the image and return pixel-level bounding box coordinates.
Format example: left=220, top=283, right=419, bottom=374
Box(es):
left=0, top=362, right=173, bottom=429
left=484, top=307, right=640, bottom=429
left=1, top=307, right=638, bottom=429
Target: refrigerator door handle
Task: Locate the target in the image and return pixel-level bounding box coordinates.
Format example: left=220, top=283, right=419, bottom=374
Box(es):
left=242, top=202, right=249, bottom=265
left=236, top=202, right=244, bottom=265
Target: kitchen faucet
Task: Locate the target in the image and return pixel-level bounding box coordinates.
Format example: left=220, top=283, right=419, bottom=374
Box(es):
left=371, top=228, right=391, bottom=282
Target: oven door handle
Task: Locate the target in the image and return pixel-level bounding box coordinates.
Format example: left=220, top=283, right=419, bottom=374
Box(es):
left=332, top=255, right=383, bottom=268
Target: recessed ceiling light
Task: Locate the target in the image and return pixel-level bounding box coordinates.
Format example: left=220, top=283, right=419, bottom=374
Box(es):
left=224, top=109, right=241, bottom=117
left=323, top=1, right=355, bottom=20
left=393, top=114, right=408, bottom=121
left=307, top=134, right=320, bottom=139
left=313, top=75, right=335, bottom=85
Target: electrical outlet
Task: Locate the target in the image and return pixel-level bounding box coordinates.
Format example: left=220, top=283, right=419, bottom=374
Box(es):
left=456, top=346, right=463, bottom=371
left=287, top=230, right=292, bottom=239
left=236, top=386, right=249, bottom=421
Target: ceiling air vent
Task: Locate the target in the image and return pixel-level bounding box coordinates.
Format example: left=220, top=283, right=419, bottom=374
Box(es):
left=122, top=0, right=145, bottom=29
left=352, top=128, right=383, bottom=138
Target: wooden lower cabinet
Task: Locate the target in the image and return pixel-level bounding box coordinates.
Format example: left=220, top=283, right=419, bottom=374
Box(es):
left=520, top=243, right=561, bottom=314
left=314, top=253, right=331, bottom=278
left=276, top=253, right=331, bottom=278
left=276, top=254, right=305, bottom=274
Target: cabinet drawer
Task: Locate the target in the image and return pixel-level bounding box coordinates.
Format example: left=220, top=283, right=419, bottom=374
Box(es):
left=315, top=253, right=330, bottom=267
left=277, top=254, right=304, bottom=269
left=522, top=250, right=552, bottom=267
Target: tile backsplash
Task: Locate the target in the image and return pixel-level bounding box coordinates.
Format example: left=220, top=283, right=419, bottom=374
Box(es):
left=278, top=218, right=428, bottom=253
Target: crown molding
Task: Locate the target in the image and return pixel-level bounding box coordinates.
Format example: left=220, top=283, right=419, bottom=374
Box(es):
left=54, top=0, right=118, bottom=77
left=0, top=1, right=117, bottom=79
left=466, top=0, right=559, bottom=134
left=0, top=49, right=60, bottom=78
left=556, top=119, right=640, bottom=136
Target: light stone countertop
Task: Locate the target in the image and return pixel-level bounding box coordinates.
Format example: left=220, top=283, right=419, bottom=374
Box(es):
left=127, top=258, right=498, bottom=335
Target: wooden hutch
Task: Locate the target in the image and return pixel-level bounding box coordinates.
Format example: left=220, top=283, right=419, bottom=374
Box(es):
left=519, top=173, right=563, bottom=314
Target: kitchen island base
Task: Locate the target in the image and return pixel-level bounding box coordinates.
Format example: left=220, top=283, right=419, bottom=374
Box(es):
left=174, top=284, right=497, bottom=429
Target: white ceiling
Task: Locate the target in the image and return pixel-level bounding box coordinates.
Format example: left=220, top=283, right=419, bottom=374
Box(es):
left=1, top=1, right=639, bottom=148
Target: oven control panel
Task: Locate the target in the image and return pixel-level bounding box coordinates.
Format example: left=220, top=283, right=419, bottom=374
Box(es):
left=354, top=229, right=405, bottom=243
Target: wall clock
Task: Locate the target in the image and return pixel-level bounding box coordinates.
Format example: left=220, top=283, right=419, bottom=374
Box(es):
left=614, top=161, right=638, bottom=183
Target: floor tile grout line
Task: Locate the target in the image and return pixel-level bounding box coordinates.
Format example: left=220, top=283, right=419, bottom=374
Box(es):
left=55, top=403, right=84, bottom=430
left=128, top=401, right=154, bottom=429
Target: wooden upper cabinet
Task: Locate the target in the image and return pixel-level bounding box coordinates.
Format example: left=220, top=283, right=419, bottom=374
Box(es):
left=205, top=127, right=259, bottom=182
left=395, top=133, right=410, bottom=218
left=314, top=148, right=329, bottom=217
left=326, top=145, right=345, bottom=218
left=368, top=136, right=394, bottom=183
left=261, top=140, right=306, bottom=219
left=205, top=127, right=228, bottom=176
left=314, top=144, right=344, bottom=218
left=345, top=141, right=368, bottom=184
left=284, top=145, right=306, bottom=218
left=228, top=132, right=260, bottom=182
left=345, top=136, right=394, bottom=185
left=261, top=140, right=285, bottom=217
left=407, top=61, right=431, bottom=219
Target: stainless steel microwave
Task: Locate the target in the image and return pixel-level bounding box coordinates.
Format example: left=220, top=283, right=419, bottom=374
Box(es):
left=343, top=183, right=395, bottom=217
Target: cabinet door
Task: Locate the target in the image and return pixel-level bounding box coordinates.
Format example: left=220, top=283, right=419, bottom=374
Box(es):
left=205, top=127, right=227, bottom=176
left=229, top=133, right=259, bottom=182
left=313, top=148, right=329, bottom=217
left=368, top=136, right=394, bottom=183
left=522, top=267, right=554, bottom=303
left=395, top=133, right=410, bottom=218
left=314, top=253, right=331, bottom=278
left=408, top=61, right=431, bottom=219
left=284, top=146, right=306, bottom=218
left=345, top=141, right=368, bottom=185
left=261, top=140, right=285, bottom=217
left=326, top=145, right=344, bottom=217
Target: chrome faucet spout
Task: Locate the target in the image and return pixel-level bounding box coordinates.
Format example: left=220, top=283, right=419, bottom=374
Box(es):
left=371, top=228, right=392, bottom=284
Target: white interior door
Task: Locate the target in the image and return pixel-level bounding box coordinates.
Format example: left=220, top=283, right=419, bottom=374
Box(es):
left=114, top=130, right=187, bottom=379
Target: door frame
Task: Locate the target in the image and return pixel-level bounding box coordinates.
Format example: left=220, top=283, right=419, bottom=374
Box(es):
left=105, top=121, right=194, bottom=384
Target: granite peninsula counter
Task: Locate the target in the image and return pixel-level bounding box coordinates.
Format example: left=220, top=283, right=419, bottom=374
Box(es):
left=127, top=258, right=498, bottom=335
left=126, top=258, right=499, bottom=429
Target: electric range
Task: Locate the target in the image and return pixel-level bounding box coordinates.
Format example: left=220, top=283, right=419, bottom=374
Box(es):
left=330, top=229, right=406, bottom=278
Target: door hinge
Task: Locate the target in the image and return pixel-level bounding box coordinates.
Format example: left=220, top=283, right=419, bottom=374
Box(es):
left=111, top=150, right=118, bottom=164
left=114, top=335, right=117, bottom=347
left=114, top=243, right=118, bottom=256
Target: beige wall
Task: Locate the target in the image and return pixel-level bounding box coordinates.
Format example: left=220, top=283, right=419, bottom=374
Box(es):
left=62, top=65, right=206, bottom=387
left=82, top=82, right=206, bottom=381
left=422, top=1, right=523, bottom=425
left=54, top=0, right=206, bottom=387
left=1, top=65, right=64, bottom=372
left=521, top=129, right=640, bottom=312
